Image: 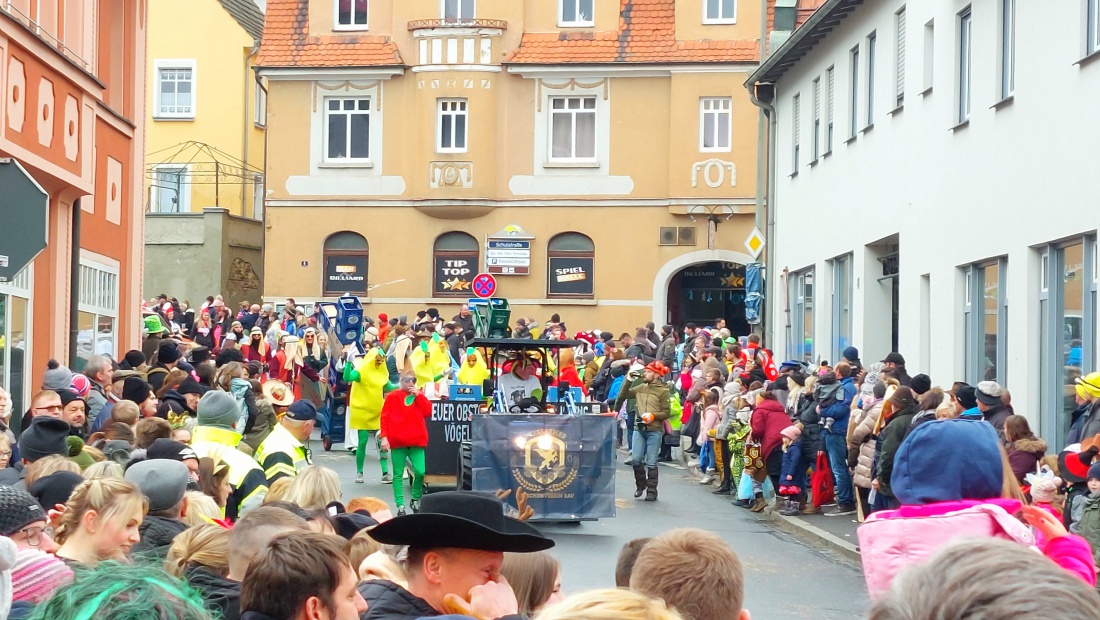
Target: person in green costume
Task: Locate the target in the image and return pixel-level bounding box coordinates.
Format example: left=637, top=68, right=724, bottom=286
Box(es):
left=343, top=346, right=398, bottom=484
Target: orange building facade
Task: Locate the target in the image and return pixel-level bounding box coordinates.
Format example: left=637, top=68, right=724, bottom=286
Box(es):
left=0, top=1, right=146, bottom=420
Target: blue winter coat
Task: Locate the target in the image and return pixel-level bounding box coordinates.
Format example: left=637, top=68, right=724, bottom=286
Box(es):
left=822, top=377, right=856, bottom=435
left=779, top=441, right=805, bottom=493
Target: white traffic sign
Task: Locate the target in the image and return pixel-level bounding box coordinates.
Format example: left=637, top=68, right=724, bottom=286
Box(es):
left=745, top=227, right=766, bottom=259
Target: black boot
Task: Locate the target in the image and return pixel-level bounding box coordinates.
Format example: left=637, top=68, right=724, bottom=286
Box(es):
left=712, top=476, right=731, bottom=494
left=645, top=467, right=659, bottom=501
left=632, top=465, right=646, bottom=499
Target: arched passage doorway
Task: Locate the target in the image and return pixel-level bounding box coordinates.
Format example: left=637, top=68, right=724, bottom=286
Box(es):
left=652, top=250, right=756, bottom=333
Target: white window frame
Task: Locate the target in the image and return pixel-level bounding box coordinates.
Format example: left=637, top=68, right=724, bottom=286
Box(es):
left=999, top=0, right=1015, bottom=99
left=334, top=0, right=368, bottom=30
left=149, top=163, right=191, bottom=213
left=77, top=255, right=119, bottom=363
left=548, top=96, right=598, bottom=164
left=788, top=267, right=815, bottom=363
left=252, top=174, right=264, bottom=220
left=153, top=59, right=196, bottom=120
left=849, top=46, right=859, bottom=139
left=812, top=77, right=821, bottom=160
left=0, top=264, right=33, bottom=417
left=958, top=7, right=972, bottom=123
left=441, top=0, right=475, bottom=22
left=825, top=65, right=834, bottom=153
left=437, top=98, right=469, bottom=154
left=323, top=97, right=372, bottom=164
left=866, top=31, right=876, bottom=127
left=792, top=93, right=801, bottom=172
left=254, top=80, right=267, bottom=127
left=703, top=0, right=736, bottom=24
left=962, top=258, right=1008, bottom=385
left=699, top=97, right=732, bottom=153
left=559, top=0, right=594, bottom=27
left=923, top=19, right=935, bottom=93
left=895, top=7, right=906, bottom=108
left=1089, top=0, right=1100, bottom=55
left=831, top=253, right=853, bottom=364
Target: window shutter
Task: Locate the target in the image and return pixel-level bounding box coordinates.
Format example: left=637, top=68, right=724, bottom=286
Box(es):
left=827, top=68, right=835, bottom=120
left=813, top=80, right=821, bottom=120
left=896, top=9, right=907, bottom=99
left=794, top=95, right=801, bottom=142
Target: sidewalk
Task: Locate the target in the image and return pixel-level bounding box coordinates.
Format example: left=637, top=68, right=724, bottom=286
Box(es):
left=669, top=456, right=862, bottom=564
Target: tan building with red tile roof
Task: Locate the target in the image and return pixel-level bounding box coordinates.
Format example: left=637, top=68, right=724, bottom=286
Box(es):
left=257, top=0, right=767, bottom=331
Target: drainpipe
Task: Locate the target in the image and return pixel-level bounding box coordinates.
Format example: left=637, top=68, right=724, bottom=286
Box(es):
left=747, top=81, right=777, bottom=347
left=241, top=40, right=260, bottom=215
left=68, top=198, right=81, bottom=367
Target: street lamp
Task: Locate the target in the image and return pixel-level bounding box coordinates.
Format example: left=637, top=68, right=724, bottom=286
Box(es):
left=686, top=205, right=738, bottom=249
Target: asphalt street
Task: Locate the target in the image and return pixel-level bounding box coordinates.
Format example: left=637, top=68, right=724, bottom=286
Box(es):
left=313, top=440, right=869, bottom=620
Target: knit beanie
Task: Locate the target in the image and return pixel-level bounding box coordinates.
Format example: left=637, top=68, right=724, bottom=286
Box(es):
left=146, top=438, right=198, bottom=463
left=158, top=340, right=181, bottom=364
left=69, top=374, right=91, bottom=398
left=123, top=350, right=147, bottom=369
left=910, top=374, right=932, bottom=396
left=196, top=390, right=241, bottom=429
left=41, top=360, right=72, bottom=391
left=0, top=486, right=48, bottom=536
left=0, top=536, right=12, bottom=620
left=780, top=425, right=802, bottom=441
left=1029, top=476, right=1062, bottom=504
left=122, top=376, right=152, bottom=404
left=11, top=548, right=74, bottom=603
left=1087, top=462, right=1100, bottom=482
left=66, top=436, right=95, bottom=470
left=28, top=471, right=84, bottom=512
left=18, top=417, right=70, bottom=463
left=57, top=389, right=83, bottom=409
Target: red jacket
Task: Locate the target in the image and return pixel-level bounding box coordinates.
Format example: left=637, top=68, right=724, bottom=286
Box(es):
left=380, top=390, right=432, bottom=448
left=552, top=367, right=587, bottom=396
left=751, top=397, right=789, bottom=461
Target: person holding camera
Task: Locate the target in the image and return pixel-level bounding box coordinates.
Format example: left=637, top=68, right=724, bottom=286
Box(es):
left=615, top=362, right=672, bottom=502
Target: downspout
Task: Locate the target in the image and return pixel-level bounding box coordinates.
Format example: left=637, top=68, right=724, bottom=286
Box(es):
left=748, top=81, right=777, bottom=347
left=242, top=40, right=260, bottom=216
left=68, top=198, right=81, bottom=367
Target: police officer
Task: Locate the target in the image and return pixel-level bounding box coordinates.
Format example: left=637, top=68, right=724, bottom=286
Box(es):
left=255, top=400, right=317, bottom=486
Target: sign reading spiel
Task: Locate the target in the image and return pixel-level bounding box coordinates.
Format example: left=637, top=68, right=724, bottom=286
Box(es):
left=425, top=400, right=479, bottom=475
left=323, top=255, right=368, bottom=295
left=548, top=256, right=594, bottom=296
left=434, top=254, right=476, bottom=296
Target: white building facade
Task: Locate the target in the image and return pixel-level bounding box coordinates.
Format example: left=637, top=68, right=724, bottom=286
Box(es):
left=749, top=0, right=1100, bottom=445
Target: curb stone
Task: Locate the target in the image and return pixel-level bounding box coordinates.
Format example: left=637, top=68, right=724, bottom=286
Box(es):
left=763, top=510, right=862, bottom=565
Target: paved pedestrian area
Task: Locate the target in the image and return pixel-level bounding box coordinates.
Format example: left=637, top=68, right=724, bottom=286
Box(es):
left=314, top=439, right=870, bottom=620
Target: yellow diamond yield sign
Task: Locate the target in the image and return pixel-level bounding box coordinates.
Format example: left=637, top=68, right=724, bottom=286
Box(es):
left=745, top=228, right=766, bottom=259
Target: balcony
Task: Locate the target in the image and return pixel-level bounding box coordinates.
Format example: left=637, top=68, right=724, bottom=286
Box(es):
left=407, top=19, right=508, bottom=31
left=408, top=18, right=507, bottom=69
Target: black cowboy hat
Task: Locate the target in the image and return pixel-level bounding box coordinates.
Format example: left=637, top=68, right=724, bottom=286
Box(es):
left=368, top=492, right=554, bottom=553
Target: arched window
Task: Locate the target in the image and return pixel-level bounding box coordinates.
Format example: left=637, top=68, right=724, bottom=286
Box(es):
left=323, top=231, right=368, bottom=296
left=547, top=232, right=594, bottom=298
left=433, top=232, right=478, bottom=297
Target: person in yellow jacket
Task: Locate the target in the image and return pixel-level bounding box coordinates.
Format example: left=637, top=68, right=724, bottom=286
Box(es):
left=456, top=348, right=490, bottom=386
left=190, top=391, right=268, bottom=520
left=254, top=400, right=317, bottom=486
left=343, top=346, right=397, bottom=484
left=408, top=333, right=452, bottom=398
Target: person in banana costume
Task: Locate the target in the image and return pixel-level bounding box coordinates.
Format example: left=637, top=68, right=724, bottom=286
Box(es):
left=408, top=333, right=452, bottom=399
left=343, top=346, right=398, bottom=484
left=457, top=348, right=490, bottom=387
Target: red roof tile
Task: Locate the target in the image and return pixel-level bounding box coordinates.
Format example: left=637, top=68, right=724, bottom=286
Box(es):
left=506, top=0, right=760, bottom=65
left=257, top=0, right=403, bottom=68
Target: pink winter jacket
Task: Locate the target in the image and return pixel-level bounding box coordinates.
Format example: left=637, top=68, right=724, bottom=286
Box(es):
left=858, top=498, right=1096, bottom=600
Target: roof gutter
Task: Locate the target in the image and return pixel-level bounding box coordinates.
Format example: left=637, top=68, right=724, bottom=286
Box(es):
left=747, top=79, right=777, bottom=347
left=747, top=0, right=851, bottom=85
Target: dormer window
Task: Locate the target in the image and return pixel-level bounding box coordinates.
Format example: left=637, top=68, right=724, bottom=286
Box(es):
left=443, top=0, right=474, bottom=22
left=335, top=0, right=367, bottom=30
left=560, top=0, right=594, bottom=27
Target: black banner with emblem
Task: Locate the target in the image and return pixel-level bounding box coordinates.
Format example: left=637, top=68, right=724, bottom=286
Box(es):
left=425, top=400, right=479, bottom=475
left=548, top=256, right=594, bottom=297
left=324, top=255, right=369, bottom=295
left=470, top=414, right=617, bottom=520
left=433, top=254, right=477, bottom=296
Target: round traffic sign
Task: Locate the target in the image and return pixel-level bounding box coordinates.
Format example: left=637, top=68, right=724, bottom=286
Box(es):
left=472, top=273, right=497, bottom=299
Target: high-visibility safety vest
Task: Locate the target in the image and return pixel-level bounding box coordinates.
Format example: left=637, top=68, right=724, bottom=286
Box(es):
left=191, top=425, right=268, bottom=520
left=254, top=423, right=310, bottom=486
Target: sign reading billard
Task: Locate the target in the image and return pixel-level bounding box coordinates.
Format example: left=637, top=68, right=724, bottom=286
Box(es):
left=324, top=255, right=368, bottom=295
